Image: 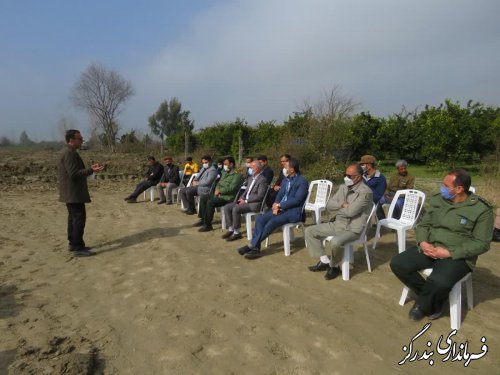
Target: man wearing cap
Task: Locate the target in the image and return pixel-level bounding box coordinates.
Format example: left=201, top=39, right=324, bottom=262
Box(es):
left=359, top=155, right=386, bottom=218
left=124, top=156, right=164, bottom=203
left=378, top=159, right=415, bottom=219
left=305, top=163, right=373, bottom=280
left=256, top=155, right=274, bottom=185
left=157, top=156, right=181, bottom=205
left=179, top=155, right=218, bottom=215
left=182, top=156, right=199, bottom=185
left=390, top=169, right=493, bottom=322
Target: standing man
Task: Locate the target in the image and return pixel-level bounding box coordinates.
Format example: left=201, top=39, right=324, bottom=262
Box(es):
left=305, top=164, right=373, bottom=280
left=157, top=156, right=181, bottom=205
left=221, top=160, right=269, bottom=241
left=124, top=156, right=163, bottom=203
left=391, top=169, right=493, bottom=322
left=58, top=129, right=104, bottom=257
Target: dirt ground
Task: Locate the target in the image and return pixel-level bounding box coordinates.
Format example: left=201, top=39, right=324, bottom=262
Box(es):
left=0, top=150, right=499, bottom=374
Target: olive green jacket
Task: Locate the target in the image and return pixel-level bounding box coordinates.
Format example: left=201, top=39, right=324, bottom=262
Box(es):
left=416, top=193, right=493, bottom=270
left=216, top=170, right=243, bottom=201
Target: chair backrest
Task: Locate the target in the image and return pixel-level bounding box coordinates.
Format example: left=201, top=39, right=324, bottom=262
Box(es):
left=469, top=186, right=476, bottom=194
left=258, top=186, right=273, bottom=213
left=178, top=170, right=186, bottom=187
left=306, top=179, right=333, bottom=207
left=389, top=189, right=426, bottom=225
left=359, top=203, right=377, bottom=240
left=186, top=173, right=199, bottom=187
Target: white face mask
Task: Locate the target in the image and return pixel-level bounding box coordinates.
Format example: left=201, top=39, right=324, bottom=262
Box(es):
left=344, top=176, right=355, bottom=187
left=361, top=165, right=367, bottom=173
left=202, top=163, right=209, bottom=169
left=223, top=165, right=230, bottom=172
left=283, top=167, right=289, bottom=177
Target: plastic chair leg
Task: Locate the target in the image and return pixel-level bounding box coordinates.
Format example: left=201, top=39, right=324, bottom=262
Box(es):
left=397, top=228, right=406, bottom=253
left=364, top=242, right=372, bottom=272
left=150, top=188, right=155, bottom=202
left=450, top=281, right=462, bottom=330
left=372, top=223, right=382, bottom=250
left=399, top=286, right=410, bottom=306
left=245, top=214, right=253, bottom=241
left=283, top=226, right=291, bottom=256
left=341, top=245, right=352, bottom=281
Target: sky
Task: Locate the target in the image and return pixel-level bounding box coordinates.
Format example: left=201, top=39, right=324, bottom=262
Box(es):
left=1, top=0, right=499, bottom=141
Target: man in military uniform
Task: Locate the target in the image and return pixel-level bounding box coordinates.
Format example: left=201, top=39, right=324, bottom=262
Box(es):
left=391, top=169, right=493, bottom=321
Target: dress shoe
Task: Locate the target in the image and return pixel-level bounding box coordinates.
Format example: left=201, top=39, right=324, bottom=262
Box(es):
left=192, top=220, right=204, bottom=227
left=126, top=198, right=137, bottom=203
left=124, top=196, right=130, bottom=201
left=71, top=250, right=96, bottom=257
left=68, top=246, right=92, bottom=252
left=198, top=225, right=213, bottom=232
left=308, top=260, right=330, bottom=272
left=408, top=303, right=426, bottom=321
left=185, top=210, right=196, bottom=215
left=429, top=304, right=444, bottom=320
left=244, top=249, right=263, bottom=259
left=226, top=233, right=243, bottom=242
left=324, top=266, right=341, bottom=280
left=222, top=231, right=234, bottom=239
left=157, top=200, right=166, bottom=205
left=237, top=245, right=251, bottom=255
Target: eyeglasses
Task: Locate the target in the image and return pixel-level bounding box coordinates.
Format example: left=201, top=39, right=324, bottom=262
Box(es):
left=345, top=174, right=359, bottom=179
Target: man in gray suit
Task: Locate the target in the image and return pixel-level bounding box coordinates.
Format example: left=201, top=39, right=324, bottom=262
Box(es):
left=305, top=163, right=373, bottom=280
left=222, top=160, right=269, bottom=241
left=58, top=129, right=104, bottom=257
left=179, top=155, right=218, bottom=215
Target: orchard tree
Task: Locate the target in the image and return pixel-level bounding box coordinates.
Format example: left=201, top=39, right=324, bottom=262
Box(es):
left=71, top=63, right=134, bottom=152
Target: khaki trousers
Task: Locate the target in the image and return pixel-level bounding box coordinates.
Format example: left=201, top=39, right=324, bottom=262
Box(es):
left=305, top=222, right=358, bottom=265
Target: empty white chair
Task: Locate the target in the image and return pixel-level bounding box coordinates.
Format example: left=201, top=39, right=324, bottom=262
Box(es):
left=399, top=269, right=473, bottom=330
left=372, top=189, right=426, bottom=253
left=323, top=203, right=377, bottom=281
left=304, top=180, right=334, bottom=224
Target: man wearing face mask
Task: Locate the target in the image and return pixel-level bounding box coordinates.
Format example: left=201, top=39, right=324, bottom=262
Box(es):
left=359, top=155, right=386, bottom=214
left=305, top=163, right=373, bottom=279
left=391, top=169, right=493, bottom=322
left=194, top=156, right=243, bottom=232
left=238, top=158, right=309, bottom=259
left=179, top=155, right=218, bottom=215
left=221, top=160, right=269, bottom=241
left=156, top=156, right=181, bottom=205
left=378, top=159, right=415, bottom=219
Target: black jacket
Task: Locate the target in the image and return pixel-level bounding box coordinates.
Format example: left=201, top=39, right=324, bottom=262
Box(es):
left=160, top=164, right=181, bottom=185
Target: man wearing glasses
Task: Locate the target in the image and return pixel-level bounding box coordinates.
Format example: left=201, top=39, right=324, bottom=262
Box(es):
left=58, top=129, right=105, bottom=257
left=305, top=163, right=373, bottom=280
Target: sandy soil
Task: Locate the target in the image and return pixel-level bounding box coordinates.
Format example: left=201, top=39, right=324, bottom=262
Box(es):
left=1, top=179, right=499, bottom=374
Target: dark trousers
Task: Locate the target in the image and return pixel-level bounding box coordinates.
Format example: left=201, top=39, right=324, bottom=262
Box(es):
left=180, top=186, right=198, bottom=211
left=129, top=180, right=157, bottom=199
left=250, top=210, right=297, bottom=250
left=66, top=203, right=86, bottom=250
left=390, top=246, right=470, bottom=315
left=198, top=195, right=230, bottom=226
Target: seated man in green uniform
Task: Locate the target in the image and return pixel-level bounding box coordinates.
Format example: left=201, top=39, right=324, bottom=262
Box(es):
left=390, top=168, right=493, bottom=322
left=194, top=156, right=243, bottom=232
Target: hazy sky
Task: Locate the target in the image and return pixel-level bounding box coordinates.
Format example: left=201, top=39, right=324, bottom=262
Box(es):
left=1, top=0, right=499, bottom=141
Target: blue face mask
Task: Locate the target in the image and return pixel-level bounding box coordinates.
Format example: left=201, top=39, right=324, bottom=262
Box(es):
left=248, top=168, right=254, bottom=176
left=440, top=185, right=456, bottom=200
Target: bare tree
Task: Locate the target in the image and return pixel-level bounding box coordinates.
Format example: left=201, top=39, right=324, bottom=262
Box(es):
left=71, top=63, right=134, bottom=152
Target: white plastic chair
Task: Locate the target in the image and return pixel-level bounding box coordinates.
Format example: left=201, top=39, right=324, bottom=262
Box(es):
left=263, top=187, right=312, bottom=256
left=172, top=170, right=185, bottom=204
left=323, top=203, right=377, bottom=281
left=143, top=186, right=156, bottom=202
left=372, top=189, right=426, bottom=253
left=399, top=269, right=473, bottom=330
left=304, top=180, right=334, bottom=224
left=245, top=187, right=272, bottom=241
left=180, top=173, right=199, bottom=210
left=469, top=186, right=476, bottom=194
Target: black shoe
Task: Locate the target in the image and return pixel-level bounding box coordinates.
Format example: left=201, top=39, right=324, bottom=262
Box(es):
left=493, top=228, right=500, bottom=242
left=324, top=266, right=341, bottom=280
left=185, top=210, right=196, bottom=215
left=244, top=249, right=263, bottom=259
left=237, top=245, right=251, bottom=255
left=166, top=202, right=173, bottom=205
left=69, top=246, right=92, bottom=252
left=126, top=198, right=137, bottom=203
left=157, top=200, right=166, bottom=205
left=192, top=220, right=204, bottom=227
left=408, top=303, right=426, bottom=321
left=308, top=260, right=330, bottom=272
left=71, top=250, right=96, bottom=257
left=429, top=305, right=444, bottom=320
left=222, top=231, right=234, bottom=239
left=198, top=225, right=213, bottom=232
left=226, top=233, right=243, bottom=242
left=124, top=196, right=130, bottom=201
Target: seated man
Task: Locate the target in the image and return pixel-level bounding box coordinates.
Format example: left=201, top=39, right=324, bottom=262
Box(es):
left=194, top=156, right=243, bottom=232
left=266, top=153, right=290, bottom=208
left=390, top=169, right=493, bottom=322
left=156, top=156, right=181, bottom=205
left=237, top=158, right=308, bottom=259
left=179, top=155, right=217, bottom=214
left=182, top=156, right=199, bottom=185
left=124, top=156, right=163, bottom=203
left=305, top=163, right=373, bottom=280
left=221, top=160, right=269, bottom=241
left=242, top=156, right=254, bottom=179
left=359, top=154, right=386, bottom=219
left=256, top=155, right=274, bottom=185
left=378, top=159, right=415, bottom=219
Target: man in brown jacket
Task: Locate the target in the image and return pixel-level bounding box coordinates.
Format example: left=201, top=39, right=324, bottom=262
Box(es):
left=58, top=130, right=104, bottom=257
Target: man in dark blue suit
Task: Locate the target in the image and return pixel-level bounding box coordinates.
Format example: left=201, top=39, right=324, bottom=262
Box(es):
left=237, top=158, right=309, bottom=259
